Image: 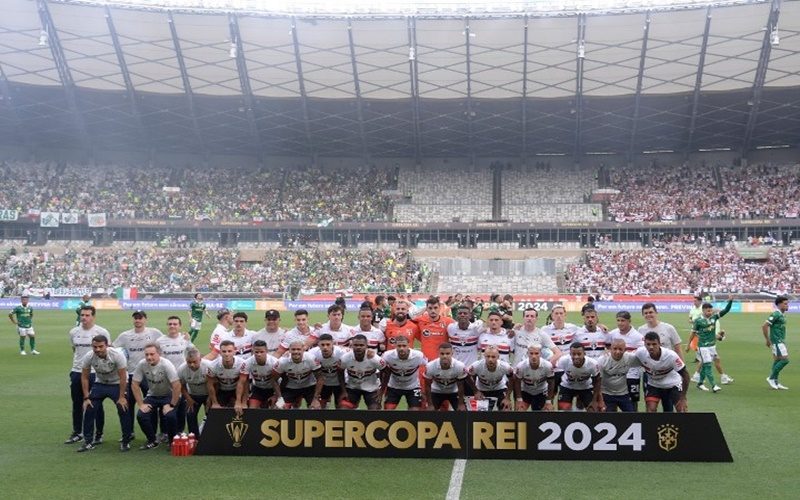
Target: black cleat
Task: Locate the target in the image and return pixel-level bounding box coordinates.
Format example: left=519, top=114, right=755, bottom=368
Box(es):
left=139, top=441, right=159, bottom=451
left=77, top=443, right=96, bottom=453
left=64, top=434, right=82, bottom=444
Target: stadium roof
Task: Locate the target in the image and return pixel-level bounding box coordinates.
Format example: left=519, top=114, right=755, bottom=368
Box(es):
left=0, top=0, right=797, bottom=160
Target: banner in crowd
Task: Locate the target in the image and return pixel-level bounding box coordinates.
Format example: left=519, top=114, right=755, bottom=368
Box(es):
left=196, top=409, right=732, bottom=462
left=87, top=212, right=107, bottom=227
left=576, top=301, right=743, bottom=314
left=39, top=212, right=60, bottom=228
left=285, top=300, right=367, bottom=311
left=0, top=209, right=19, bottom=222
left=61, top=212, right=80, bottom=224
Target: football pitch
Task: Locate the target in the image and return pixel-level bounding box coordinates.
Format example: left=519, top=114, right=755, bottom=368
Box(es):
left=0, top=309, right=797, bottom=499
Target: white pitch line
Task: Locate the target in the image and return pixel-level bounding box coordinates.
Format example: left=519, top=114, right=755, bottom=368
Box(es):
left=445, top=458, right=467, bottom=500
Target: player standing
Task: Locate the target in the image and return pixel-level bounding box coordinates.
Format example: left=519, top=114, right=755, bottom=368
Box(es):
left=636, top=332, right=689, bottom=412
left=274, top=340, right=321, bottom=408
left=478, top=311, right=515, bottom=363
left=639, top=303, right=683, bottom=360
left=599, top=338, right=638, bottom=412
left=382, top=301, right=420, bottom=351
left=513, top=307, right=561, bottom=365
left=206, top=340, right=248, bottom=410
left=244, top=340, right=281, bottom=408
left=606, top=311, right=644, bottom=410
left=687, top=296, right=733, bottom=393
left=763, top=296, right=790, bottom=390
left=574, top=306, right=606, bottom=360
left=275, top=309, right=315, bottom=357
left=351, top=306, right=385, bottom=352
left=447, top=305, right=483, bottom=368
left=208, top=308, right=233, bottom=354
left=414, top=297, right=455, bottom=362
left=308, top=334, right=347, bottom=409
left=9, top=294, right=37, bottom=355
left=187, top=293, right=210, bottom=343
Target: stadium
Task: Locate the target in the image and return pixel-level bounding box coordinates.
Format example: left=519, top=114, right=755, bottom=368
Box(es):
left=0, top=0, right=798, bottom=498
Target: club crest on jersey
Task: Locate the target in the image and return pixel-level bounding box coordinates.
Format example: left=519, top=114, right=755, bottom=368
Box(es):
left=422, top=329, right=432, bottom=337
left=657, top=424, right=679, bottom=452
left=226, top=415, right=249, bottom=448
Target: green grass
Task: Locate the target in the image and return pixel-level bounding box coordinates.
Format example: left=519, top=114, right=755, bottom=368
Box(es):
left=0, top=310, right=797, bottom=499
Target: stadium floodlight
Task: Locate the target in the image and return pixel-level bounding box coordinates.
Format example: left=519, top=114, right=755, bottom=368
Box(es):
left=577, top=40, right=585, bottom=59
left=38, top=29, right=48, bottom=47
left=229, top=40, right=237, bottom=58
left=408, top=46, right=415, bottom=61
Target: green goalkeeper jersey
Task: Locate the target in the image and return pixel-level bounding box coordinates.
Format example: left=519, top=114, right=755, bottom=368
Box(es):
left=692, top=300, right=732, bottom=347
left=190, top=301, right=206, bottom=322
left=11, top=306, right=33, bottom=328
left=766, top=310, right=786, bottom=344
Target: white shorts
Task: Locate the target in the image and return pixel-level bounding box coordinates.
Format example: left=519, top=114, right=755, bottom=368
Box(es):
left=18, top=327, right=35, bottom=337
left=698, top=345, right=718, bottom=363
left=772, top=343, right=789, bottom=358
left=190, top=319, right=202, bottom=330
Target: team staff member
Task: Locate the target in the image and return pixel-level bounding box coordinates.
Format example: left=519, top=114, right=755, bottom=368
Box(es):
left=9, top=294, right=38, bottom=355
left=132, top=344, right=181, bottom=450
left=66, top=305, right=109, bottom=445
left=252, top=309, right=285, bottom=356
left=77, top=336, right=131, bottom=452
left=75, top=294, right=91, bottom=327
left=177, top=347, right=211, bottom=436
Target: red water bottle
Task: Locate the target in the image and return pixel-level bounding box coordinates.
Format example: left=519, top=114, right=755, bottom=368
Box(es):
left=180, top=433, right=188, bottom=456
left=171, top=435, right=180, bottom=456
left=187, top=433, right=196, bottom=456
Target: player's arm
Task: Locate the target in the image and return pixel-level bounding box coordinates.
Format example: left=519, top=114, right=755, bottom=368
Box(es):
left=424, top=377, right=434, bottom=409
left=465, top=373, right=481, bottom=400
left=512, top=373, right=524, bottom=409
left=206, top=375, right=220, bottom=408
left=166, top=379, right=181, bottom=414
left=762, top=319, right=772, bottom=348
left=589, top=374, right=603, bottom=412
left=117, top=368, right=128, bottom=411
left=685, top=330, right=697, bottom=352
left=8, top=311, right=16, bottom=325
left=499, top=375, right=513, bottom=411
left=132, top=378, right=148, bottom=412
left=269, top=373, right=282, bottom=407
left=310, top=373, right=326, bottom=410
left=544, top=376, right=555, bottom=410
left=181, top=381, right=196, bottom=412
left=717, top=297, right=734, bottom=319
left=455, top=380, right=467, bottom=411
left=676, top=367, right=689, bottom=412
left=234, top=372, right=248, bottom=414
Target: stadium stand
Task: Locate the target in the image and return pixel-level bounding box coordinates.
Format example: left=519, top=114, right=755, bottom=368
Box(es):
left=565, top=244, right=800, bottom=294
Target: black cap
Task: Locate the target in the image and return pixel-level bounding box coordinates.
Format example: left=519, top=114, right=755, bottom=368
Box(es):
left=132, top=310, right=147, bottom=318
left=217, top=308, right=230, bottom=320
left=264, top=309, right=280, bottom=319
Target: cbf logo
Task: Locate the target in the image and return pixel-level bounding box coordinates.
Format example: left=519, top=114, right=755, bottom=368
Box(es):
left=226, top=415, right=249, bottom=448
left=657, top=424, right=679, bottom=452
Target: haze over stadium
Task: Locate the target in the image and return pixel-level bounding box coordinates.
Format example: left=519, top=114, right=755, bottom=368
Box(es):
left=0, top=0, right=798, bottom=498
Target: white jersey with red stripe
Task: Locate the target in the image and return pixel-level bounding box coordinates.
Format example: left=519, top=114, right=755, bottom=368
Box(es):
left=478, top=329, right=515, bottom=363
left=243, top=354, right=279, bottom=390
left=208, top=323, right=230, bottom=354
left=208, top=356, right=247, bottom=391
left=280, top=328, right=314, bottom=350
left=341, top=351, right=386, bottom=392
left=274, top=353, right=320, bottom=389
left=447, top=321, right=483, bottom=366
left=606, top=328, right=644, bottom=378
left=541, top=323, right=580, bottom=363
left=574, top=327, right=607, bottom=360
left=634, top=346, right=684, bottom=389
left=514, top=358, right=554, bottom=396
left=555, top=355, right=600, bottom=390
left=350, top=326, right=385, bottom=351
left=307, top=346, right=345, bottom=386
left=513, top=327, right=557, bottom=362
left=423, top=358, right=467, bottom=394
left=382, top=348, right=427, bottom=390
left=468, top=359, right=513, bottom=392
left=219, top=330, right=255, bottom=359
left=312, top=322, right=353, bottom=347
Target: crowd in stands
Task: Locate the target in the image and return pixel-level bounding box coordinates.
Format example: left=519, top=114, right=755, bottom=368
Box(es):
left=0, top=161, right=391, bottom=223
left=0, top=246, right=429, bottom=295
left=565, top=243, right=800, bottom=294
left=608, top=162, right=800, bottom=222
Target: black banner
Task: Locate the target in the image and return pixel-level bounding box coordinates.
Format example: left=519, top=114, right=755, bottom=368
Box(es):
left=196, top=410, right=732, bottom=462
